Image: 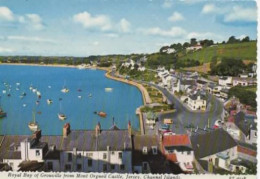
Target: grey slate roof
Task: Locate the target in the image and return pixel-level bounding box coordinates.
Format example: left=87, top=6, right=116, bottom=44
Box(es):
left=190, top=128, right=237, bottom=159
left=181, top=79, right=195, bottom=86
left=197, top=80, right=207, bottom=85
left=234, top=112, right=256, bottom=137
left=189, top=91, right=207, bottom=101
left=0, top=129, right=132, bottom=161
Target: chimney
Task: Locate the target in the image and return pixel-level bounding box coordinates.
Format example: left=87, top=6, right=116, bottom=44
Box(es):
left=128, top=121, right=132, bottom=138
left=95, top=122, right=101, bottom=137
left=32, top=130, right=42, bottom=141
left=63, top=123, right=71, bottom=138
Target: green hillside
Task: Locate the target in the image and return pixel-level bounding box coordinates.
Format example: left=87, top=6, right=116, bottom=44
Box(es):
left=178, top=41, right=257, bottom=63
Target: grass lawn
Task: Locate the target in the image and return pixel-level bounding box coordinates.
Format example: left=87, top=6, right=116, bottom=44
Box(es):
left=178, top=41, right=256, bottom=63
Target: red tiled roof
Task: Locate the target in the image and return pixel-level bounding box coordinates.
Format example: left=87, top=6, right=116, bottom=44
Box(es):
left=230, top=110, right=237, bottom=116
left=246, top=110, right=256, bottom=116
left=237, top=146, right=256, bottom=157
left=165, top=153, right=177, bottom=163
left=162, top=135, right=191, bottom=147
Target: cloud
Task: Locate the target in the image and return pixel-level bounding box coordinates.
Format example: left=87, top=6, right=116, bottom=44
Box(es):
left=73, top=11, right=112, bottom=31
left=0, top=46, right=14, bottom=53
left=187, top=32, right=223, bottom=41
left=92, top=41, right=99, bottom=46
left=168, top=12, right=185, bottom=22
left=105, top=33, right=119, bottom=38
left=24, top=14, right=44, bottom=30
left=7, top=36, right=56, bottom=43
left=162, top=0, right=174, bottom=8
left=201, top=4, right=218, bottom=14
left=0, top=6, right=14, bottom=21
left=223, top=6, right=257, bottom=22
left=119, top=18, right=131, bottom=33
left=141, top=26, right=187, bottom=37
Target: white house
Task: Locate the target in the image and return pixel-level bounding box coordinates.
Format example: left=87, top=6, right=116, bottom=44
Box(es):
left=162, top=48, right=176, bottom=54
left=187, top=91, right=207, bottom=111
left=186, top=44, right=202, bottom=51
left=232, top=77, right=256, bottom=87
left=138, top=66, right=146, bottom=72
left=191, top=128, right=238, bottom=173
left=122, top=59, right=135, bottom=68
left=0, top=123, right=133, bottom=173
left=162, top=134, right=194, bottom=173
left=218, top=76, right=233, bottom=88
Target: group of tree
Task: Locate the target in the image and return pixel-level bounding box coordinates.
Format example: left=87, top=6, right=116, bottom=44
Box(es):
left=210, top=58, right=247, bottom=76
left=228, top=86, right=256, bottom=109
left=222, top=36, right=251, bottom=44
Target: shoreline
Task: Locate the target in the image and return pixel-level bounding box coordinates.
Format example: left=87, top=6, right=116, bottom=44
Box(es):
left=1, top=62, right=150, bottom=105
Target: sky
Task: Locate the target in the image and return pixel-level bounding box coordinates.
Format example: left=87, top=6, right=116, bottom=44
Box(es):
left=0, top=0, right=257, bottom=57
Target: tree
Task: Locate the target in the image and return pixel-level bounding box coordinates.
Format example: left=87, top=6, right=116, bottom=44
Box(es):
left=183, top=42, right=190, bottom=48
left=242, top=36, right=250, bottom=42
left=227, top=36, right=239, bottom=44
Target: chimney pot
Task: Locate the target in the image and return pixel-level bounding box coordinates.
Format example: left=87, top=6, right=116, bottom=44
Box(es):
left=63, top=123, right=71, bottom=138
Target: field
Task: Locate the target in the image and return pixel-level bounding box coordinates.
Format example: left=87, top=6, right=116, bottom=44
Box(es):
left=178, top=41, right=257, bottom=63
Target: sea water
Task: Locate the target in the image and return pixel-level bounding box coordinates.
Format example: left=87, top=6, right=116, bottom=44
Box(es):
left=0, top=65, right=143, bottom=135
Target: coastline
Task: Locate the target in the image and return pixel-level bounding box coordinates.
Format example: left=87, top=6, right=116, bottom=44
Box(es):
left=0, top=62, right=150, bottom=105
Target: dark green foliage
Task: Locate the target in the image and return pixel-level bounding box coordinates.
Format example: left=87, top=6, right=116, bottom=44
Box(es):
left=228, top=86, right=256, bottom=108
left=210, top=58, right=246, bottom=76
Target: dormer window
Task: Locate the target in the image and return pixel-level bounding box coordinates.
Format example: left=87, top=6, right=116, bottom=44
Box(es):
left=142, top=147, right=148, bottom=155
left=152, top=146, right=158, bottom=155
left=36, top=150, right=40, bottom=156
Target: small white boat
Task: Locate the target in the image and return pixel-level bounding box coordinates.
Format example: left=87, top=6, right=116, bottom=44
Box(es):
left=2, top=90, right=6, bottom=94
left=23, top=104, right=27, bottom=107
left=105, top=88, right=113, bottom=92
left=16, top=83, right=20, bottom=86
left=48, top=86, right=51, bottom=89
left=32, top=88, right=37, bottom=93
left=47, top=99, right=53, bottom=105
left=29, top=86, right=33, bottom=90
left=28, top=111, right=39, bottom=132
left=88, top=93, right=92, bottom=97
left=58, top=113, right=66, bottom=120
left=36, top=91, right=41, bottom=96
left=16, top=88, right=20, bottom=91
left=61, top=88, right=69, bottom=93
left=78, top=96, right=82, bottom=99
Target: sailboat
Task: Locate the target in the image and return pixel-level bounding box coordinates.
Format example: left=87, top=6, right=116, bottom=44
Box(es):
left=61, top=80, right=69, bottom=93
left=58, top=101, right=66, bottom=120
left=28, top=111, right=39, bottom=132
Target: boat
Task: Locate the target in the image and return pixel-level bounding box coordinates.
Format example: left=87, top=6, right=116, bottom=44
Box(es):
left=48, top=86, right=51, bottom=89
left=32, top=88, right=37, bottom=93
left=16, top=83, right=20, bottom=86
left=29, top=85, right=33, bottom=90
left=0, top=108, right=7, bottom=118
left=36, top=91, right=41, bottom=96
left=47, top=99, right=53, bottom=105
left=78, top=96, right=82, bottom=99
left=77, top=89, right=82, bottom=92
left=7, top=94, right=11, bottom=97
left=88, top=93, right=92, bottom=97
left=2, top=90, right=6, bottom=94
left=105, top=88, right=113, bottom=92
left=20, top=92, right=26, bottom=98
left=98, top=111, right=107, bottom=118
left=16, top=87, right=20, bottom=91
left=23, top=104, right=27, bottom=107
left=36, top=100, right=40, bottom=105
left=28, top=111, right=39, bottom=132
left=58, top=101, right=66, bottom=120
left=58, top=113, right=66, bottom=120
left=61, top=80, right=69, bottom=93
left=61, top=88, right=69, bottom=93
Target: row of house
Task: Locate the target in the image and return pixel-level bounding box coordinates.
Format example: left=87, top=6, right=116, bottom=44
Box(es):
left=121, top=58, right=147, bottom=72
left=219, top=76, right=256, bottom=88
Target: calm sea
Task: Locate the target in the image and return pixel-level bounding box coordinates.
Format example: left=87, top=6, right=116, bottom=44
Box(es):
left=0, top=65, right=143, bottom=135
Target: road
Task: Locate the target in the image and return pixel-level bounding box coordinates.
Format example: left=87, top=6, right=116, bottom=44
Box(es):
left=110, top=70, right=224, bottom=135
left=148, top=83, right=224, bottom=134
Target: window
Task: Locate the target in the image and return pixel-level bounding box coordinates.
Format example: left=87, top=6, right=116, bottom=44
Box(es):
left=103, top=153, right=107, bottom=160
left=111, top=164, right=115, bottom=170
left=103, top=164, right=107, bottom=171
left=118, top=152, right=122, bottom=159
left=9, top=162, right=13, bottom=168
left=152, top=146, right=157, bottom=155
left=255, top=131, right=257, bottom=137
left=77, top=153, right=82, bottom=158
left=68, top=153, right=72, bottom=162
left=47, top=162, right=53, bottom=170
left=142, top=147, right=148, bottom=155
left=65, top=164, right=71, bottom=171
left=88, top=159, right=92, bottom=167
left=120, top=164, right=125, bottom=170
left=77, top=164, right=82, bottom=171
left=36, top=150, right=40, bottom=156
left=86, top=153, right=93, bottom=157
left=111, top=151, right=115, bottom=155
left=187, top=151, right=191, bottom=155
left=143, top=162, right=148, bottom=171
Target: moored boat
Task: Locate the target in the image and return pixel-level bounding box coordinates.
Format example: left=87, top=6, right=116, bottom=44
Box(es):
left=98, top=111, right=107, bottom=118
left=28, top=111, right=39, bottom=132
left=58, top=113, right=67, bottom=120
left=0, top=108, right=7, bottom=118
left=61, top=88, right=69, bottom=93
left=47, top=99, right=53, bottom=105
